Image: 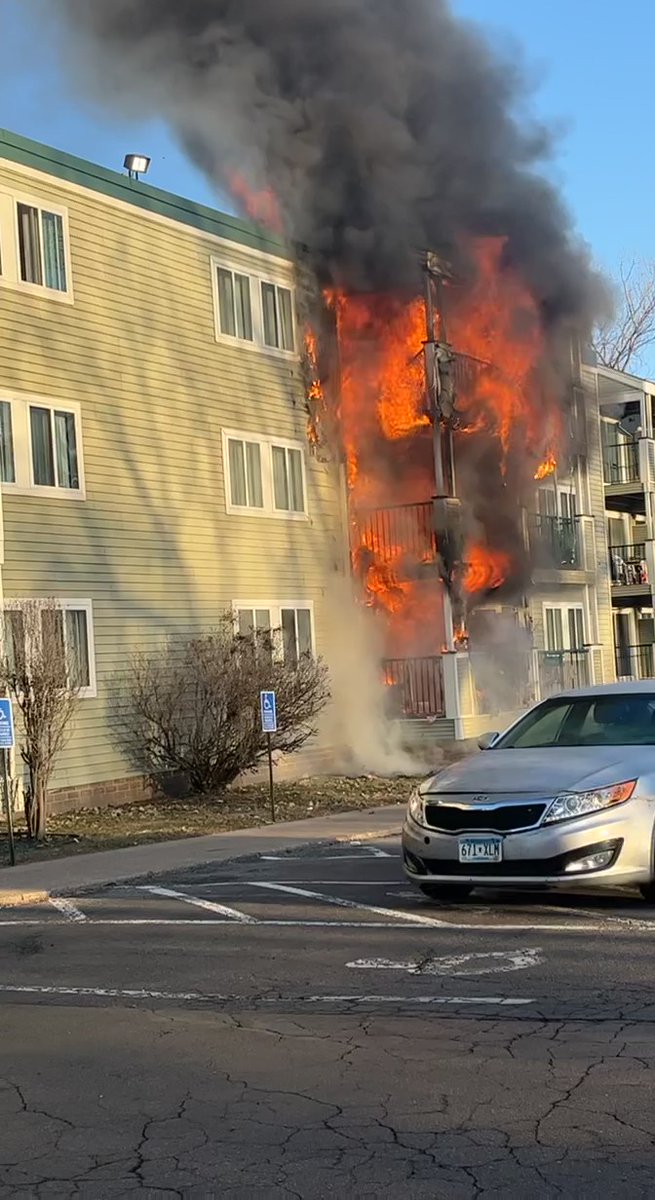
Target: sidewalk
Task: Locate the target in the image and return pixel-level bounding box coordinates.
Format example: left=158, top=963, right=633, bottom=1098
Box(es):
left=0, top=804, right=404, bottom=904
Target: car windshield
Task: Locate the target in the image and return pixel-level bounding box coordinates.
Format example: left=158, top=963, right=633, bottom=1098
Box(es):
left=496, top=694, right=655, bottom=749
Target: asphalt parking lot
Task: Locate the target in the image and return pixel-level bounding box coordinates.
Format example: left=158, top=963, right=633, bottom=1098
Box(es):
left=3, top=837, right=655, bottom=1197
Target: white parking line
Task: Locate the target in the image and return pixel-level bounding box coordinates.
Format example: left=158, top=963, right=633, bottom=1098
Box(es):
left=0, top=982, right=534, bottom=1007
left=48, top=898, right=87, bottom=923
left=138, top=886, right=256, bottom=922
left=249, top=882, right=450, bottom=927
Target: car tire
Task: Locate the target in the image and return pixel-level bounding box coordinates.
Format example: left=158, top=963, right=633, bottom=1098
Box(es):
left=639, top=882, right=655, bottom=903
left=418, top=883, right=473, bottom=902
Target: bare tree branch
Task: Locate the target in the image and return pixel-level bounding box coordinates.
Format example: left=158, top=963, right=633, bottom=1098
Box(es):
left=0, top=600, right=81, bottom=840
left=593, top=259, right=655, bottom=373
left=116, top=614, right=331, bottom=795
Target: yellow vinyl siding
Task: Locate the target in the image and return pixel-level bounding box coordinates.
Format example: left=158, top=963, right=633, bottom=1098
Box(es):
left=0, top=158, right=347, bottom=791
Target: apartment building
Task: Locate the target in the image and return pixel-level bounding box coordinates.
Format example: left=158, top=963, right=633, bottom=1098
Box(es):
left=0, top=128, right=349, bottom=810
left=584, top=361, right=655, bottom=682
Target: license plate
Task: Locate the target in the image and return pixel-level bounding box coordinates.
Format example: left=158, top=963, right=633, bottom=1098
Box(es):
left=458, top=837, right=503, bottom=864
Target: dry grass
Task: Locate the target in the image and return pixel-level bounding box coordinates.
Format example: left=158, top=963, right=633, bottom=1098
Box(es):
left=0, top=775, right=415, bottom=866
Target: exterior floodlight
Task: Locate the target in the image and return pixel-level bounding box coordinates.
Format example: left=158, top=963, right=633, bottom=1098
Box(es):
left=124, top=154, right=151, bottom=180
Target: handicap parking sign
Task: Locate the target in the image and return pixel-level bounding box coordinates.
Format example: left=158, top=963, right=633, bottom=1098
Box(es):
left=260, top=690, right=278, bottom=734
left=0, top=698, right=14, bottom=750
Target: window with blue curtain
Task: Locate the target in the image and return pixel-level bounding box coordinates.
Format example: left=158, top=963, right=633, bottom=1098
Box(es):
left=42, top=211, right=67, bottom=292
left=30, top=407, right=55, bottom=486
left=54, top=411, right=79, bottom=488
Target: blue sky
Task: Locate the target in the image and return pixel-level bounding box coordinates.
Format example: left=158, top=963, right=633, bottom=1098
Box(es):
left=0, top=0, right=652, bottom=279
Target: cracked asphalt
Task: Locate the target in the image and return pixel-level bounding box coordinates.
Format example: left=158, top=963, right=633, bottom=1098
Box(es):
left=3, top=837, right=655, bottom=1197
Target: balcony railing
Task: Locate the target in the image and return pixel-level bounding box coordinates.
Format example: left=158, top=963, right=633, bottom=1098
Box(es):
left=530, top=514, right=581, bottom=569
left=603, top=441, right=640, bottom=485
left=537, top=650, right=590, bottom=698
left=383, top=655, right=445, bottom=718
left=609, top=542, right=649, bottom=586
left=355, top=502, right=436, bottom=566
left=616, top=643, right=655, bottom=680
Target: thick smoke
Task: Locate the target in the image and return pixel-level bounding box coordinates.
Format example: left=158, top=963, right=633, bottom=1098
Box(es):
left=49, top=0, right=602, bottom=330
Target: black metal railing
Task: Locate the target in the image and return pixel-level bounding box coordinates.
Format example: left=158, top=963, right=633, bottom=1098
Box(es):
left=355, top=502, right=436, bottom=566
left=530, top=514, right=580, bottom=568
left=383, top=655, right=445, bottom=718
left=603, top=441, right=640, bottom=485
left=616, top=643, right=655, bottom=680
left=609, top=542, right=649, bottom=586
left=537, top=650, right=590, bottom=698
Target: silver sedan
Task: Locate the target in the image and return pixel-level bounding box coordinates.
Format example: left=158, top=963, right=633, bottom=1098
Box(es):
left=403, top=682, right=655, bottom=901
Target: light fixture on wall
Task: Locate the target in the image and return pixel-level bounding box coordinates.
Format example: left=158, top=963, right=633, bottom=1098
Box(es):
left=123, top=154, right=151, bottom=181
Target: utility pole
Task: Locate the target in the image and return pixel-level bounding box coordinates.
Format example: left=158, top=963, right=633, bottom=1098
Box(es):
left=423, top=251, right=462, bottom=650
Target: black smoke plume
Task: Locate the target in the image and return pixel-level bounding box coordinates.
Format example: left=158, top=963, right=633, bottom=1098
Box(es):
left=44, top=0, right=607, bottom=610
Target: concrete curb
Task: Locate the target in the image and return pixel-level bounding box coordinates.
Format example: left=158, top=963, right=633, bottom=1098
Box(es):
left=0, top=804, right=404, bottom=904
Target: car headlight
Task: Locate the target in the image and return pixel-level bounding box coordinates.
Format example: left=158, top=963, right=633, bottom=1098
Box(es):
left=408, top=787, right=428, bottom=827
left=543, top=780, right=636, bottom=825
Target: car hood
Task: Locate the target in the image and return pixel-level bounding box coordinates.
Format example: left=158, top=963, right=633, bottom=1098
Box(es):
left=422, top=745, right=645, bottom=797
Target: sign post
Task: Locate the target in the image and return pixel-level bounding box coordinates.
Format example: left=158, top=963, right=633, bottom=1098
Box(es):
left=0, top=698, right=16, bottom=867
left=260, top=690, right=278, bottom=823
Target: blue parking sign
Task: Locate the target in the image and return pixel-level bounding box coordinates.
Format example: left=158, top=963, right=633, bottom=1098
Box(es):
left=0, top=698, right=14, bottom=750
left=260, top=690, right=277, bottom=734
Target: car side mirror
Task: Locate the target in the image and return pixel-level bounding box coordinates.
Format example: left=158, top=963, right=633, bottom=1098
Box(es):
left=477, top=732, right=499, bottom=751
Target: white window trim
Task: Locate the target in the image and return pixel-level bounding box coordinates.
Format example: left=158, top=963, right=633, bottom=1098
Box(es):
left=222, top=428, right=308, bottom=521
left=3, top=598, right=97, bottom=699
left=232, top=601, right=316, bottom=661
left=542, top=602, right=587, bottom=652
left=211, top=253, right=297, bottom=359
left=0, top=185, right=74, bottom=304
left=0, top=389, right=85, bottom=499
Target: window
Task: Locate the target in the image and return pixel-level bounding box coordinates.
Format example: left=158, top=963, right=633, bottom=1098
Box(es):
left=223, top=430, right=307, bottom=519
left=216, top=267, right=253, bottom=342
left=497, top=694, right=655, bottom=749
left=17, top=202, right=68, bottom=293
left=272, top=445, right=304, bottom=513
left=227, top=438, right=263, bottom=509
left=2, top=601, right=95, bottom=697
left=261, top=283, right=294, bottom=351
left=0, top=393, right=84, bottom=496
left=234, top=603, right=314, bottom=666
left=544, top=605, right=586, bottom=652
left=0, top=189, right=72, bottom=301
left=0, top=401, right=15, bottom=484
left=212, top=254, right=295, bottom=355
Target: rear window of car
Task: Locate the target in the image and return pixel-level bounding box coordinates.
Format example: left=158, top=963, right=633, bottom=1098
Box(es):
left=496, top=694, right=655, bottom=749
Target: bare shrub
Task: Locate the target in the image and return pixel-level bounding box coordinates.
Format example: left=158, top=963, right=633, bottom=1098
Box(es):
left=117, top=615, right=330, bottom=794
left=0, top=600, right=81, bottom=840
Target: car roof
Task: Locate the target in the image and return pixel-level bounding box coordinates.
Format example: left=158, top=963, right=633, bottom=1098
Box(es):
left=554, top=681, right=655, bottom=700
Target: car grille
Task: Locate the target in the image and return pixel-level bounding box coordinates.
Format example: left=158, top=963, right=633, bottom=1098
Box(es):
left=424, top=802, right=547, bottom=834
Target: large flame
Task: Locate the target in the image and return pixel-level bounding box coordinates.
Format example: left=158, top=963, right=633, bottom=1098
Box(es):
left=328, top=237, right=558, bottom=663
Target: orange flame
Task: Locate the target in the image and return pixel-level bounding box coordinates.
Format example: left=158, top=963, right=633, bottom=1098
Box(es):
left=228, top=170, right=284, bottom=234
left=464, top=544, right=511, bottom=595
left=534, top=451, right=557, bottom=480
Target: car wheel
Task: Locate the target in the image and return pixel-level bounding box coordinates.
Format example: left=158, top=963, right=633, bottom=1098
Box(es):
left=418, top=883, right=473, bottom=902
left=639, top=881, right=655, bottom=903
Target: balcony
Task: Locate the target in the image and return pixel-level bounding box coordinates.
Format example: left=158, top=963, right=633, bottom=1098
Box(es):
left=609, top=541, right=652, bottom=602
left=383, top=655, right=445, bottom=718
left=537, top=650, right=590, bottom=698
left=603, top=441, right=640, bottom=485
left=616, top=643, right=655, bottom=681
left=354, top=502, right=436, bottom=568
left=604, top=438, right=655, bottom=513
left=530, top=514, right=581, bottom=570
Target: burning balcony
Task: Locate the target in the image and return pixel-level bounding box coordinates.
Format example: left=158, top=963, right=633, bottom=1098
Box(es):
left=383, top=655, right=445, bottom=718
left=537, top=649, right=590, bottom=697
left=529, top=513, right=581, bottom=570
left=353, top=501, right=437, bottom=573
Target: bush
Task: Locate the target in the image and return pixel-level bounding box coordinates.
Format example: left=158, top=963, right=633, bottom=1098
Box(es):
left=118, top=615, right=330, bottom=794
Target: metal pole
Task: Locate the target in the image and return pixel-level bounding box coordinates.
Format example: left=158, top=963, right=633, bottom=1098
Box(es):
left=3, top=749, right=15, bottom=867
left=267, top=733, right=276, bottom=823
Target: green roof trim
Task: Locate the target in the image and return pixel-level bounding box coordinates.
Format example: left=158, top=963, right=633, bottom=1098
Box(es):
left=0, top=127, right=290, bottom=260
